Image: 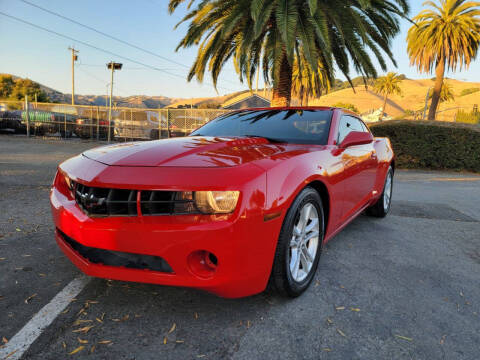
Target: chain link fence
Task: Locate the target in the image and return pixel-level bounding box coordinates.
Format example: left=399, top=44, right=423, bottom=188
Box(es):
left=1, top=100, right=478, bottom=141
left=0, top=100, right=231, bottom=141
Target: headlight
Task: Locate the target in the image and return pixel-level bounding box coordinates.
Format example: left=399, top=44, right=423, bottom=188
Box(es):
left=53, top=171, right=75, bottom=199
left=194, top=191, right=240, bottom=214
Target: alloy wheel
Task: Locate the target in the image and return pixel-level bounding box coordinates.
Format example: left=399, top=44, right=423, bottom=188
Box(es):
left=383, top=171, right=393, bottom=211
left=289, top=203, right=320, bottom=282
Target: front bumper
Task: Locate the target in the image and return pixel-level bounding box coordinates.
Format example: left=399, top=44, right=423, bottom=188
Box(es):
left=50, top=159, right=282, bottom=298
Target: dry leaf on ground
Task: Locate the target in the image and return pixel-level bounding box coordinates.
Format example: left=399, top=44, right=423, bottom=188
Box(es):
left=68, top=346, right=84, bottom=355
left=395, top=334, right=413, bottom=341
left=24, top=293, right=37, bottom=304
left=72, top=326, right=94, bottom=334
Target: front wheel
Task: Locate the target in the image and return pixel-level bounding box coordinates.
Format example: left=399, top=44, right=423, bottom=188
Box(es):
left=366, top=165, right=393, bottom=218
left=269, top=187, right=324, bottom=297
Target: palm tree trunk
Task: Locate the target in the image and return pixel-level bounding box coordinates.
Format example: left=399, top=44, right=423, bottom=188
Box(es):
left=271, top=52, right=292, bottom=107
left=428, top=58, right=445, bottom=121
left=379, top=94, right=387, bottom=121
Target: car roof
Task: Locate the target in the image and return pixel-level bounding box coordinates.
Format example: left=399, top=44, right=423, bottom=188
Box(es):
left=231, top=106, right=360, bottom=117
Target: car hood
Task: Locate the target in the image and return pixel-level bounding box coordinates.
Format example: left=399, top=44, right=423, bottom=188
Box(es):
left=82, top=136, right=312, bottom=168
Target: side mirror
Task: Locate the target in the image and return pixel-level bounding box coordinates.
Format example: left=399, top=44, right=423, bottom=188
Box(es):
left=339, top=131, right=373, bottom=148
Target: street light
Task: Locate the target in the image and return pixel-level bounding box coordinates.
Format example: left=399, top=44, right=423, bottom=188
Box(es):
left=107, top=61, right=122, bottom=142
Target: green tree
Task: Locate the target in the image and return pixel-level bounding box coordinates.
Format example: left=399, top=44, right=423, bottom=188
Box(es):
left=169, top=0, right=409, bottom=106
left=9, top=78, right=49, bottom=102
left=407, top=0, right=480, bottom=121
left=373, top=72, right=403, bottom=121
left=332, top=102, right=359, bottom=113
left=433, top=81, right=455, bottom=102
left=0, top=75, right=15, bottom=99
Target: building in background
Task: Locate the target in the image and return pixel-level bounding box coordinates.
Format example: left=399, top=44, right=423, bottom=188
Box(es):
left=222, top=93, right=270, bottom=110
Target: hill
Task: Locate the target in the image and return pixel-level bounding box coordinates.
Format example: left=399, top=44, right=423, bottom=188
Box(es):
left=310, top=78, right=480, bottom=120
left=2, top=73, right=478, bottom=116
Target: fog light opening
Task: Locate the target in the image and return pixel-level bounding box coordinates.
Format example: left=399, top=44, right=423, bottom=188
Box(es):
left=188, top=250, right=218, bottom=278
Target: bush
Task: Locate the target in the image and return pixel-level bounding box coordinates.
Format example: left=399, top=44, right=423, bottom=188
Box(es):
left=460, top=88, right=480, bottom=97
left=456, top=110, right=480, bottom=124
left=370, top=121, right=480, bottom=172
left=332, top=102, right=359, bottom=113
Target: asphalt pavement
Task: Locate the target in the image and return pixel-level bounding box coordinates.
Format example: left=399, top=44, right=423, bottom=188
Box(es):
left=0, top=135, right=479, bottom=360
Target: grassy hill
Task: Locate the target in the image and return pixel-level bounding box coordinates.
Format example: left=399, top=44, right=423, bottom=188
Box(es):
left=309, top=78, right=480, bottom=120
left=2, top=73, right=478, bottom=115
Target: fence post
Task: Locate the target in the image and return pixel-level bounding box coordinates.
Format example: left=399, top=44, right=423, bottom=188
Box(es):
left=64, top=109, right=67, bottom=139
left=158, top=110, right=161, bottom=140
left=96, top=106, right=100, bottom=140
left=129, top=108, right=135, bottom=141
left=167, top=109, right=170, bottom=138
left=25, top=96, right=30, bottom=137
left=184, top=109, right=187, bottom=136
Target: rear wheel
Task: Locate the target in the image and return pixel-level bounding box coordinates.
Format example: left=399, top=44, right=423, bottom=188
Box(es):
left=366, top=166, right=393, bottom=218
left=60, top=130, right=73, bottom=138
left=150, top=129, right=159, bottom=140
left=269, top=187, right=324, bottom=297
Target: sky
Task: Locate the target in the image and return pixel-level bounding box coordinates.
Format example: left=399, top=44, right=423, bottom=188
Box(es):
left=0, top=0, right=479, bottom=99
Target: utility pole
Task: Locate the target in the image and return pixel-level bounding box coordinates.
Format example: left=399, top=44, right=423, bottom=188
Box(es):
left=106, top=61, right=122, bottom=142
left=68, top=47, right=79, bottom=105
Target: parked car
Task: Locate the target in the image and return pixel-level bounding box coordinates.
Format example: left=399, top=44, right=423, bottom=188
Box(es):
left=74, top=118, right=114, bottom=140
left=114, top=111, right=205, bottom=140
left=0, top=110, right=24, bottom=132
left=51, top=107, right=394, bottom=298
left=113, top=111, right=168, bottom=140
left=21, top=110, right=77, bottom=137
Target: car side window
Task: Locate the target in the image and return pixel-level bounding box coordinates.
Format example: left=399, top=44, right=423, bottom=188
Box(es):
left=337, top=115, right=366, bottom=144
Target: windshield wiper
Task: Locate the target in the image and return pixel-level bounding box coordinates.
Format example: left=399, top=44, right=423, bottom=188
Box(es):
left=242, top=135, right=285, bottom=143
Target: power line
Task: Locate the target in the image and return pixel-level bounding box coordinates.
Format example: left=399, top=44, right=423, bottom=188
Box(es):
left=19, top=0, right=189, bottom=69
left=75, top=65, right=107, bottom=85
left=78, top=61, right=175, bottom=71
left=19, top=0, right=241, bottom=86
left=0, top=11, right=235, bottom=92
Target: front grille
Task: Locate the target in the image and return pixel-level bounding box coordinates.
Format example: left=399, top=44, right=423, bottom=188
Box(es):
left=75, top=183, right=138, bottom=216
left=73, top=183, right=199, bottom=217
left=58, top=229, right=173, bottom=273
left=141, top=191, right=196, bottom=215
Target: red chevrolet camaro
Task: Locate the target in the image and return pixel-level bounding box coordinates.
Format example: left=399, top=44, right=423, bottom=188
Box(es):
left=51, top=107, right=394, bottom=298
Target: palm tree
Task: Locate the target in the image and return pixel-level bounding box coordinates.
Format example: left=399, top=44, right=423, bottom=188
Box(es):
left=407, top=0, right=480, bottom=121
left=436, top=80, right=455, bottom=102
left=169, top=0, right=409, bottom=106
left=373, top=72, right=403, bottom=121
left=291, top=51, right=330, bottom=106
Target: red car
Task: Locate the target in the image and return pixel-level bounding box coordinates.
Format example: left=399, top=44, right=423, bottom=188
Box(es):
left=51, top=108, right=394, bottom=298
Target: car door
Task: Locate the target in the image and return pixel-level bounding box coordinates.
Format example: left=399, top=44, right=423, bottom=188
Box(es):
left=337, top=115, right=378, bottom=221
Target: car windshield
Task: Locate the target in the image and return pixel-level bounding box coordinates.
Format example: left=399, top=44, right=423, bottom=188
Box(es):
left=190, top=109, right=333, bottom=145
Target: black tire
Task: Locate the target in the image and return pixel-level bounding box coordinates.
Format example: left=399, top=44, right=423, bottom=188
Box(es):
left=150, top=129, right=159, bottom=140
left=366, top=166, right=393, bottom=218
left=269, top=187, right=324, bottom=297
left=60, top=130, right=73, bottom=139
